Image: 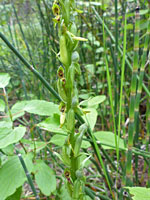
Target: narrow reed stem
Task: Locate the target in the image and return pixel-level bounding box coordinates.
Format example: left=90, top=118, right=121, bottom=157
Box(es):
left=15, top=149, right=40, bottom=200
left=126, top=6, right=140, bottom=186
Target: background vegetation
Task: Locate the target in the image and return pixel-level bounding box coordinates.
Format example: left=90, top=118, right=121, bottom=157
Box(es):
left=0, top=0, right=150, bottom=199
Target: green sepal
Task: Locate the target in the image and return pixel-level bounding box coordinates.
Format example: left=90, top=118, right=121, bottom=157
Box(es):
left=71, top=95, right=79, bottom=109
left=67, top=109, right=75, bottom=132
left=72, top=179, right=81, bottom=199
left=59, top=0, right=70, bottom=26
left=64, top=0, right=70, bottom=25
left=60, top=34, right=70, bottom=67
left=62, top=144, right=71, bottom=166
left=72, top=51, right=79, bottom=63
left=66, top=64, right=75, bottom=90
left=70, top=22, right=77, bottom=35
left=66, top=181, right=73, bottom=197
left=74, top=62, right=81, bottom=75
left=74, top=124, right=88, bottom=157
left=57, top=79, right=67, bottom=102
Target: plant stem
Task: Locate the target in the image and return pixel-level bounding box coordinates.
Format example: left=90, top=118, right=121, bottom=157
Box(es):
left=126, top=5, right=140, bottom=186
left=15, top=149, right=40, bottom=200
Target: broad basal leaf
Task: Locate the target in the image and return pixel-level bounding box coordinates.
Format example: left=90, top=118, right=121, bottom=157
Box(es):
left=80, top=95, right=106, bottom=109
left=0, top=127, right=26, bottom=149
left=0, top=155, right=33, bottom=200
left=125, top=187, right=150, bottom=200
left=21, top=139, right=47, bottom=152
left=6, top=187, right=22, bottom=200
left=0, top=121, right=12, bottom=129
left=50, top=134, right=66, bottom=146
left=38, top=114, right=67, bottom=134
left=34, top=160, right=56, bottom=196
left=0, top=73, right=10, bottom=88
left=1, top=144, right=14, bottom=156
left=11, top=101, right=28, bottom=121
left=94, top=131, right=126, bottom=150
left=83, top=108, right=98, bottom=131
left=24, top=100, right=60, bottom=116
left=88, top=95, right=106, bottom=107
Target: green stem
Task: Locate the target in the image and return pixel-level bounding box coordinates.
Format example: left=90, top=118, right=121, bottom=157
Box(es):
left=15, top=149, right=40, bottom=200
left=126, top=6, right=140, bottom=186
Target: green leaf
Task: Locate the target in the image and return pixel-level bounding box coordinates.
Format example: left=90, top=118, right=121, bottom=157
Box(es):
left=0, top=99, right=5, bottom=112
left=0, top=121, right=12, bottom=129
left=11, top=101, right=28, bottom=121
left=50, top=134, right=66, bottom=146
left=79, top=93, right=91, bottom=100
left=80, top=95, right=106, bottom=108
left=60, top=185, right=71, bottom=200
left=0, top=127, right=12, bottom=140
left=0, top=127, right=26, bottom=149
left=94, top=131, right=126, bottom=150
left=6, top=187, right=22, bottom=200
left=81, top=139, right=91, bottom=148
left=34, top=160, right=56, bottom=196
left=88, top=95, right=106, bottom=107
left=125, top=187, right=150, bottom=200
left=50, top=134, right=90, bottom=148
left=21, top=139, right=47, bottom=152
left=1, top=144, right=14, bottom=156
left=38, top=114, right=67, bottom=134
left=140, top=9, right=148, bottom=15
left=0, top=73, right=10, bottom=88
left=83, top=108, right=98, bottom=131
left=24, top=100, right=60, bottom=116
left=0, top=155, right=33, bottom=200
left=84, top=64, right=94, bottom=75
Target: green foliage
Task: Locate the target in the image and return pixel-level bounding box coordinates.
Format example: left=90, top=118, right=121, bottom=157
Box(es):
left=6, top=187, right=22, bottom=200
left=94, top=131, right=125, bottom=150
left=0, top=0, right=150, bottom=199
left=0, top=126, right=26, bottom=149
left=0, top=99, right=5, bottom=112
left=0, top=155, right=33, bottom=200
left=125, top=187, right=150, bottom=200
left=23, top=100, right=60, bottom=116
left=0, top=73, right=10, bottom=88
left=34, top=160, right=56, bottom=196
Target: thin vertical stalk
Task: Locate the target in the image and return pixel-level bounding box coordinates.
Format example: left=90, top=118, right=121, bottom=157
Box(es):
left=146, top=52, right=150, bottom=187
left=117, top=13, right=127, bottom=186
left=15, top=150, right=40, bottom=200
left=114, top=0, right=119, bottom=131
left=126, top=5, right=140, bottom=186
left=101, top=2, right=117, bottom=198
left=134, top=15, right=150, bottom=185
left=134, top=16, right=150, bottom=144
